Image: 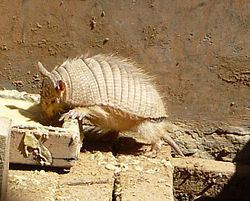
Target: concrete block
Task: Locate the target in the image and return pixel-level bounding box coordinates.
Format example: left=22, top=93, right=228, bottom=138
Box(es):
left=115, top=146, right=174, bottom=201
left=10, top=123, right=81, bottom=168
left=7, top=151, right=115, bottom=201
left=173, top=157, right=250, bottom=200
left=0, top=90, right=82, bottom=168
left=0, top=117, right=11, bottom=201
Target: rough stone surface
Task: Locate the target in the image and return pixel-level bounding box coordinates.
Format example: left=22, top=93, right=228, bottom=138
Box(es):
left=10, top=125, right=81, bottom=167
left=173, top=157, right=250, bottom=201
left=55, top=152, right=115, bottom=201
left=7, top=151, right=115, bottom=201
left=115, top=146, right=174, bottom=201
left=0, top=90, right=82, bottom=167
left=0, top=117, right=11, bottom=201
left=167, top=122, right=250, bottom=163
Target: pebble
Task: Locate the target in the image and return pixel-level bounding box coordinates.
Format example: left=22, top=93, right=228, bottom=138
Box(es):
left=101, top=11, right=105, bottom=17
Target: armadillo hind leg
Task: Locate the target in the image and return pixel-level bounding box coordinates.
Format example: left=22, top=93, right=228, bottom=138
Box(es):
left=134, top=120, right=184, bottom=156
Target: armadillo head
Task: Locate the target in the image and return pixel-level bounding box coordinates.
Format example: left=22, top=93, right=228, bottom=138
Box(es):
left=38, top=62, right=67, bottom=121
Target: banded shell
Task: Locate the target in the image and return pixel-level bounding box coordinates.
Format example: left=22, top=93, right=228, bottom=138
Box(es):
left=40, top=54, right=167, bottom=119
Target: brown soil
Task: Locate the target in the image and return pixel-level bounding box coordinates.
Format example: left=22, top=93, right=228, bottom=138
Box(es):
left=0, top=0, right=249, bottom=124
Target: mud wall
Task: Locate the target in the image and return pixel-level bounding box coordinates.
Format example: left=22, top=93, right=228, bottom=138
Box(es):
left=0, top=0, right=249, bottom=125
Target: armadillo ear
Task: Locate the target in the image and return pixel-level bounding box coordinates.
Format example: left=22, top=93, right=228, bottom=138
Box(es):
left=38, top=62, right=50, bottom=77
left=56, top=80, right=66, bottom=92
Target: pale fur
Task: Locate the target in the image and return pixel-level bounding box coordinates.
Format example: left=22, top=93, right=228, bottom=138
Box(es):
left=59, top=104, right=184, bottom=156
left=39, top=54, right=183, bottom=156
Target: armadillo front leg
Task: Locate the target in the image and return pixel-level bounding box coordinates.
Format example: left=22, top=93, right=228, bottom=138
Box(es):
left=59, top=107, right=92, bottom=121
left=59, top=106, right=109, bottom=135
left=60, top=105, right=109, bottom=121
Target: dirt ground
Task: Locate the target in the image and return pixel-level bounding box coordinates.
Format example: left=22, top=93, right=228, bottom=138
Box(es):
left=0, top=0, right=249, bottom=200
left=0, top=0, right=249, bottom=124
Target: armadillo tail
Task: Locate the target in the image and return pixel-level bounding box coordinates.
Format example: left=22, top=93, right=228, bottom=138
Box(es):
left=163, top=134, right=184, bottom=156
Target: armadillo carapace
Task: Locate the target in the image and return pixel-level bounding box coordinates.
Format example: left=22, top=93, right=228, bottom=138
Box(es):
left=38, top=54, right=183, bottom=156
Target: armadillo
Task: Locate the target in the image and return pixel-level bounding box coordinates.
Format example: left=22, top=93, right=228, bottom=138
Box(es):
left=38, top=54, right=183, bottom=156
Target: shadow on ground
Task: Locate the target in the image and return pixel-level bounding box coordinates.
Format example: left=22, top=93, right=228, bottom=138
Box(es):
left=195, top=141, right=250, bottom=201
left=82, top=135, right=148, bottom=156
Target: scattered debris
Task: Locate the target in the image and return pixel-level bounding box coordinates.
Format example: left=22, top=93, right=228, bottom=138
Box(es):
left=12, top=80, right=24, bottom=88
left=36, top=22, right=42, bottom=29
left=101, top=11, right=105, bottom=17
left=103, top=37, right=110, bottom=45
left=90, top=17, right=97, bottom=30
left=203, top=33, right=213, bottom=45
left=64, top=179, right=111, bottom=186
left=32, top=73, right=40, bottom=82
left=1, top=45, right=8, bottom=50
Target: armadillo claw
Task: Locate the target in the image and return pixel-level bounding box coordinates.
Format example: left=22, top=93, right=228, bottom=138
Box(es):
left=59, top=109, right=87, bottom=121
left=78, top=113, right=86, bottom=120
left=59, top=112, right=69, bottom=121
